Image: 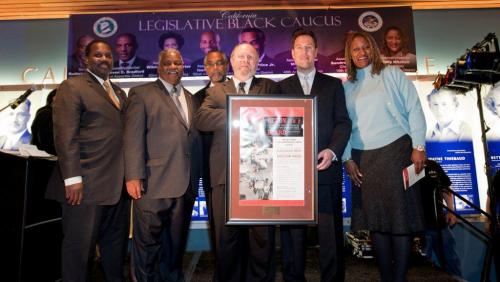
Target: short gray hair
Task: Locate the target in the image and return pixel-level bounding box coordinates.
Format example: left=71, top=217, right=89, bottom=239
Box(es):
left=158, top=48, right=183, bottom=64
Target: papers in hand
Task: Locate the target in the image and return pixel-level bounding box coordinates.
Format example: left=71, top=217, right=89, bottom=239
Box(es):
left=402, top=164, right=425, bottom=190
left=18, top=144, right=53, bottom=157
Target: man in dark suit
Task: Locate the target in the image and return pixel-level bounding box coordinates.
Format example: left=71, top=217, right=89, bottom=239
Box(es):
left=113, top=33, right=149, bottom=70
left=124, top=48, right=202, bottom=281
left=195, top=43, right=277, bottom=282
left=277, top=29, right=351, bottom=282
left=193, top=50, right=229, bottom=254
left=47, top=39, right=130, bottom=282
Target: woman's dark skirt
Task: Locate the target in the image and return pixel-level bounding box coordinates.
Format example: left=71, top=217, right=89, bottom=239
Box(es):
left=350, top=135, right=425, bottom=234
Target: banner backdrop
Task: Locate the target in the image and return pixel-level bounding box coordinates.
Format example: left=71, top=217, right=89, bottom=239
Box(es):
left=67, top=7, right=416, bottom=78
left=484, top=84, right=500, bottom=177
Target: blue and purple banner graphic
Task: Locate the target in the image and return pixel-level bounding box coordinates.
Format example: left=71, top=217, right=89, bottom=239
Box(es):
left=67, top=7, right=416, bottom=78
left=426, top=141, right=480, bottom=215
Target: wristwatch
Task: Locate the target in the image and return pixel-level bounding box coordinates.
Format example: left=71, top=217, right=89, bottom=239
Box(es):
left=415, top=145, right=426, bottom=152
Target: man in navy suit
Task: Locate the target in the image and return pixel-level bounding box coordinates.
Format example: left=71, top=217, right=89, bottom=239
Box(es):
left=277, top=29, right=351, bottom=282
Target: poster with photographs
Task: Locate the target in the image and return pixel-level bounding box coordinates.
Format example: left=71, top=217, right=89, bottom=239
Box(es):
left=419, top=84, right=482, bottom=215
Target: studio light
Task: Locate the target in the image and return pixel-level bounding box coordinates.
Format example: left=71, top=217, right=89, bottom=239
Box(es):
left=446, top=33, right=500, bottom=87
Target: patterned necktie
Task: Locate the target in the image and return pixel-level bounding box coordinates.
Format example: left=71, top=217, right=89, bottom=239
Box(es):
left=103, top=81, right=120, bottom=109
left=121, top=62, right=129, bottom=68
left=302, top=75, right=310, bottom=95
left=171, top=86, right=188, bottom=124
left=238, top=82, right=246, bottom=94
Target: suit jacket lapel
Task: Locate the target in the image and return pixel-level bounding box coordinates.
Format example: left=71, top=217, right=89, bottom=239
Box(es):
left=310, top=72, right=325, bottom=97
left=85, top=72, right=122, bottom=111
left=183, top=87, right=194, bottom=129
left=222, top=79, right=237, bottom=95
left=155, top=80, right=189, bottom=129
left=290, top=74, right=305, bottom=95
left=248, top=77, right=262, bottom=94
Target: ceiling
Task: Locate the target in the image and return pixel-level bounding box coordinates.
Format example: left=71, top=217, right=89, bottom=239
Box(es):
left=1, top=0, right=500, bottom=20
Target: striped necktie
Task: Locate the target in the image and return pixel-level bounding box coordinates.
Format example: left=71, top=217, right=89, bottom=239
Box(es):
left=103, top=81, right=120, bottom=108
left=171, top=86, right=188, bottom=124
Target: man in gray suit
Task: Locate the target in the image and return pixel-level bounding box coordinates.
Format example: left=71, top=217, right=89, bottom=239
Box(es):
left=47, top=39, right=130, bottom=282
left=195, top=43, right=277, bottom=282
left=124, top=48, right=202, bottom=281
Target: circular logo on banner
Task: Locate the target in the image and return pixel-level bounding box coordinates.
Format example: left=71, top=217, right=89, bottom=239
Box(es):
left=93, top=17, right=118, bottom=38
left=358, top=11, right=383, bottom=32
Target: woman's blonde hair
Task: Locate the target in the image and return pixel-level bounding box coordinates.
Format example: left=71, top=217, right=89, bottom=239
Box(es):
left=344, top=31, right=385, bottom=81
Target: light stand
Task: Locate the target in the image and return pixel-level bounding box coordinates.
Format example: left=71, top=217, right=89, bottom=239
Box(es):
left=440, top=32, right=500, bottom=282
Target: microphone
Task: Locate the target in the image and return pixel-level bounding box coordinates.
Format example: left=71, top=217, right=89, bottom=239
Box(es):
left=10, top=86, right=36, bottom=110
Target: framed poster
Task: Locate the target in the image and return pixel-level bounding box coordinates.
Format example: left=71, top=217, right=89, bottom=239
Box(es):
left=227, top=95, right=317, bottom=225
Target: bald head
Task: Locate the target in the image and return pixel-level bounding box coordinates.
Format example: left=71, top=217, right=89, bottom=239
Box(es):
left=230, top=43, right=259, bottom=81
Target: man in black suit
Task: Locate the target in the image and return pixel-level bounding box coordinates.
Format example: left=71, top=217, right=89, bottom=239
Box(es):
left=113, top=33, right=149, bottom=70
left=195, top=43, right=277, bottom=282
left=124, top=48, right=202, bottom=281
left=239, top=28, right=275, bottom=74
left=47, top=39, right=130, bottom=282
left=277, top=29, right=351, bottom=282
left=193, top=50, right=229, bottom=254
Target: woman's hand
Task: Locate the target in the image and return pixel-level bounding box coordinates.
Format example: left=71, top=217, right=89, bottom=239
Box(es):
left=411, top=149, right=426, bottom=174
left=345, top=160, right=363, bottom=187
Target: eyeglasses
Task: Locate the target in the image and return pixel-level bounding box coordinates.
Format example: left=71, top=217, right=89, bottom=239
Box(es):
left=205, top=61, right=226, bottom=67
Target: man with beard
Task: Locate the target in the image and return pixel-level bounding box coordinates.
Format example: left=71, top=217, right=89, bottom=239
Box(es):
left=124, top=48, right=202, bottom=281
left=277, top=29, right=351, bottom=282
left=195, top=43, right=277, bottom=282
left=191, top=31, right=221, bottom=76
left=47, top=39, right=130, bottom=282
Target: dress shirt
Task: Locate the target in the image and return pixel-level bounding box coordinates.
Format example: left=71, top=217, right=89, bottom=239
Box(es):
left=118, top=56, right=137, bottom=69
left=159, top=77, right=189, bottom=124
left=232, top=77, right=254, bottom=94
left=429, top=120, right=471, bottom=142
left=296, top=68, right=316, bottom=95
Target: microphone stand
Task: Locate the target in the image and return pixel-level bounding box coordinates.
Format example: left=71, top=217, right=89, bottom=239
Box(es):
left=0, top=86, right=36, bottom=113
left=0, top=101, right=17, bottom=113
